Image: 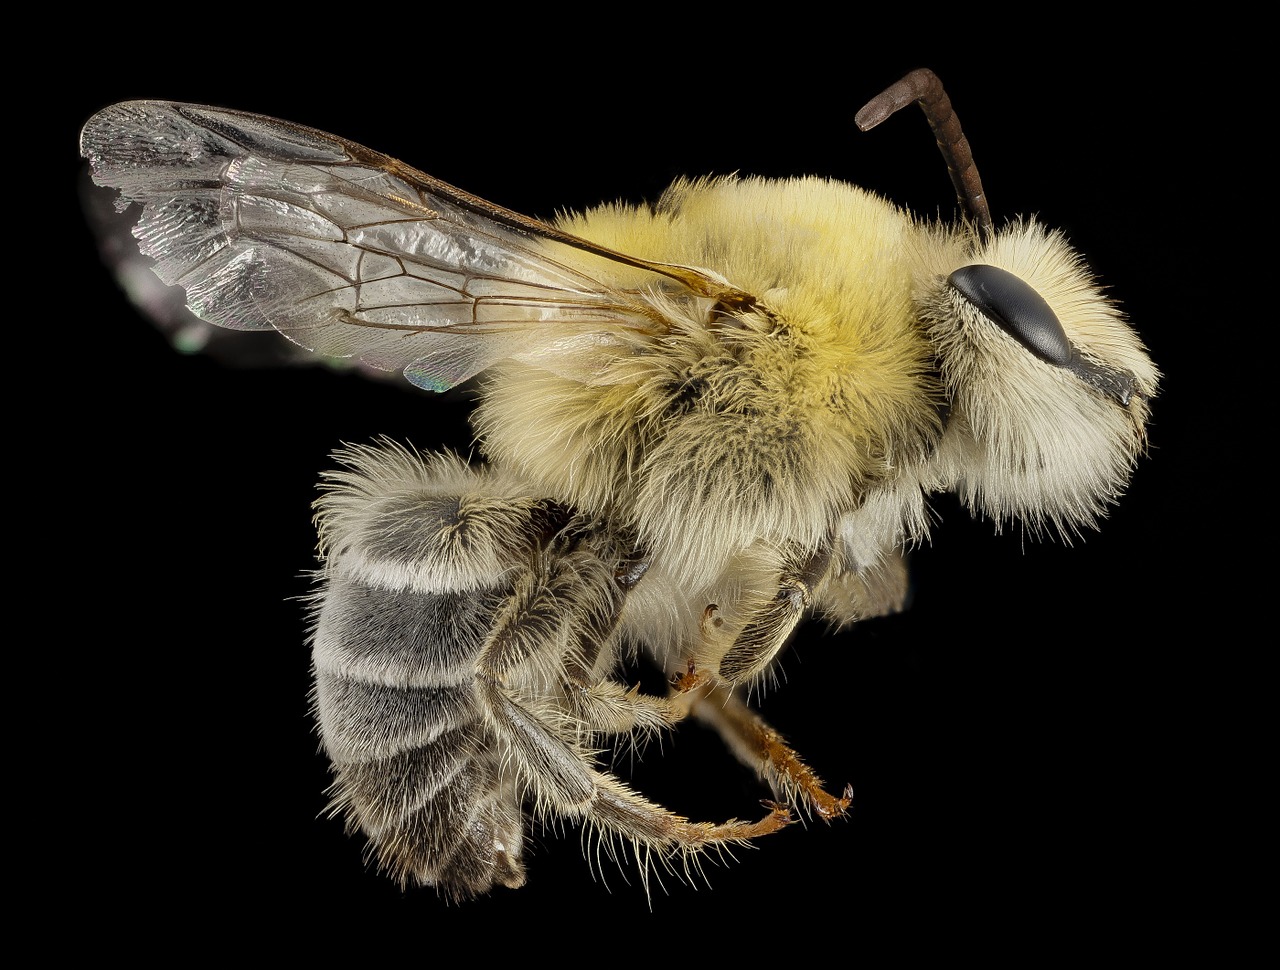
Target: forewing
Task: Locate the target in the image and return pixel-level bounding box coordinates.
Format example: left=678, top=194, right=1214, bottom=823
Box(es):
left=80, top=102, right=696, bottom=391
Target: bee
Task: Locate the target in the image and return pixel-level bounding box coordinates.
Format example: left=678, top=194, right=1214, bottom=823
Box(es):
left=79, top=70, right=1158, bottom=901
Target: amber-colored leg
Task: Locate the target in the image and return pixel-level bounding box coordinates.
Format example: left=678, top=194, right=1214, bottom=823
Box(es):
left=675, top=671, right=852, bottom=820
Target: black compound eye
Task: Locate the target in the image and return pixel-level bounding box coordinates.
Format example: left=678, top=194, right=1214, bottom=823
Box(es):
left=949, top=264, right=1071, bottom=365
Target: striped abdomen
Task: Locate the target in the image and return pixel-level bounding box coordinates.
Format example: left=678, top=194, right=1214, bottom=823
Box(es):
left=309, top=447, right=565, bottom=898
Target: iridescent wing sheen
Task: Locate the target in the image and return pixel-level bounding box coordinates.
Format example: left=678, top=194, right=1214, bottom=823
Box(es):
left=80, top=102, right=755, bottom=391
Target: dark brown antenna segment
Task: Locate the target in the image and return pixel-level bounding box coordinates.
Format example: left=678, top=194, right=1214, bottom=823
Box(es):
left=855, top=68, right=994, bottom=240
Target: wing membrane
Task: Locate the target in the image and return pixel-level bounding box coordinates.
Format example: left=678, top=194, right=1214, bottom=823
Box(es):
left=81, top=102, right=739, bottom=391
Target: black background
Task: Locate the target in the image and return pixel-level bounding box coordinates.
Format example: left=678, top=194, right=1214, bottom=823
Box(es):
left=51, top=26, right=1232, bottom=957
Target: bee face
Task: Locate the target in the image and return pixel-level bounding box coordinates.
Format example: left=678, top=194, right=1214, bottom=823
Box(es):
left=79, top=70, right=1156, bottom=900
left=916, top=221, right=1158, bottom=534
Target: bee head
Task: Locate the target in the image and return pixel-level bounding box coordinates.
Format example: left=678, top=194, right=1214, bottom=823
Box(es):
left=854, top=69, right=1158, bottom=538
left=917, top=221, right=1159, bottom=536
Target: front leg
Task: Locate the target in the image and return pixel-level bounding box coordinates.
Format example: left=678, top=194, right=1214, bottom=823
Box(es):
left=660, top=542, right=852, bottom=819
left=715, top=544, right=833, bottom=683
left=681, top=677, right=853, bottom=821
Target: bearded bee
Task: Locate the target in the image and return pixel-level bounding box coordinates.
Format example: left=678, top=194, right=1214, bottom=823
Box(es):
left=79, top=70, right=1158, bottom=900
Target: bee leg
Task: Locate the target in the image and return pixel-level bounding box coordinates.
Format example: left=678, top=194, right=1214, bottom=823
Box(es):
left=477, top=676, right=792, bottom=873
left=685, top=679, right=853, bottom=820
left=672, top=656, right=715, bottom=694
left=555, top=550, right=645, bottom=685
left=476, top=548, right=789, bottom=876
left=502, top=548, right=687, bottom=738
left=562, top=553, right=725, bottom=740
left=716, top=545, right=833, bottom=683
left=562, top=678, right=694, bottom=739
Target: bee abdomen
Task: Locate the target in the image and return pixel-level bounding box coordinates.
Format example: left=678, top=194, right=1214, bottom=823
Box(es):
left=322, top=716, right=525, bottom=896
left=315, top=577, right=493, bottom=690
left=309, top=448, right=591, bottom=896
left=313, top=570, right=525, bottom=897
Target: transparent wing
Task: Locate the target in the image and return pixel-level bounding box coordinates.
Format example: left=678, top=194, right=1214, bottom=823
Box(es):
left=80, top=102, right=756, bottom=391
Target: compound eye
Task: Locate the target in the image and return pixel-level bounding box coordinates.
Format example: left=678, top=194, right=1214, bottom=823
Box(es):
left=949, top=264, right=1071, bottom=365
